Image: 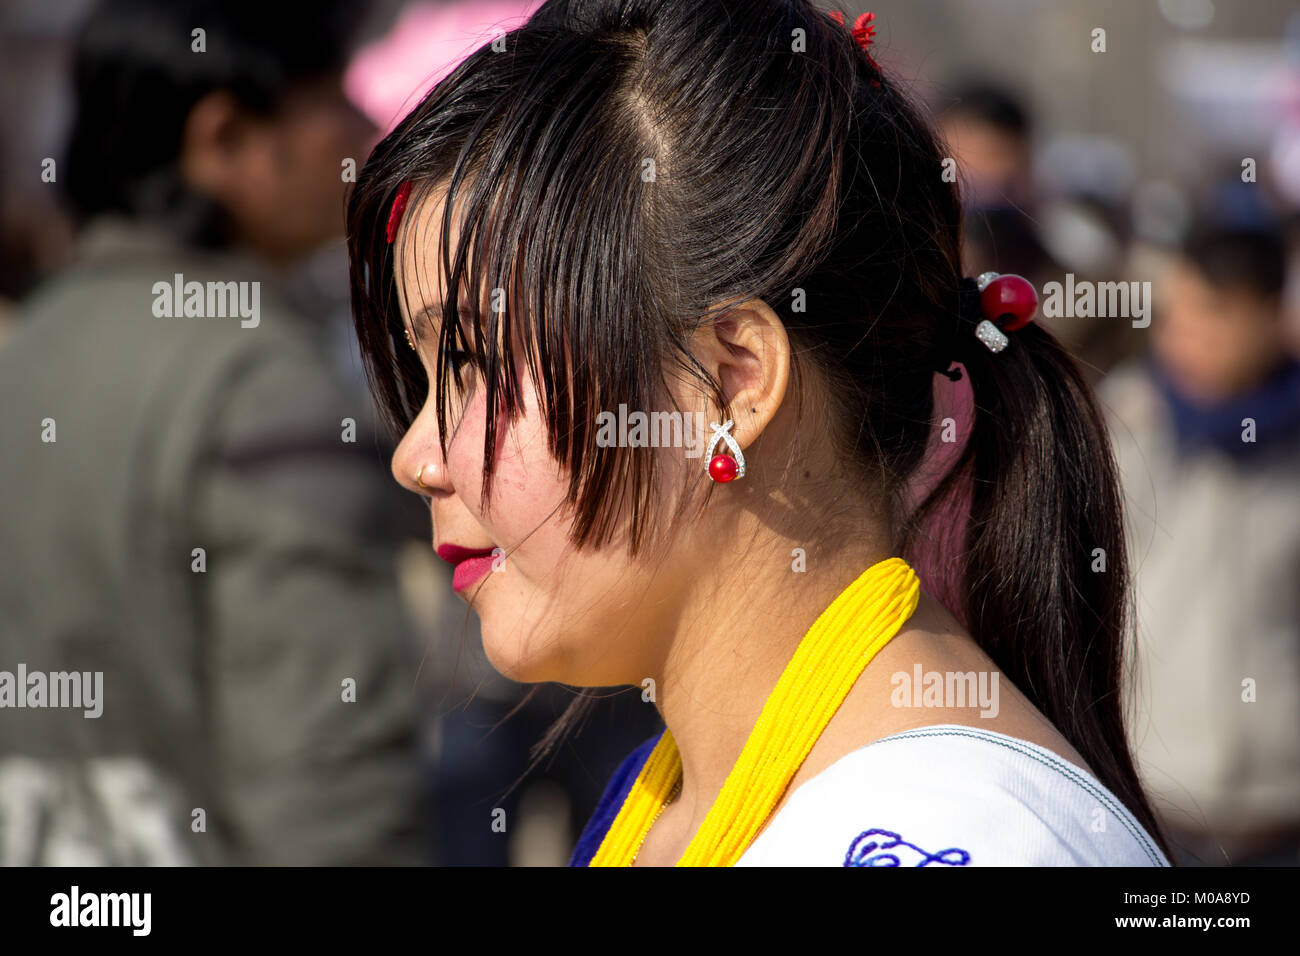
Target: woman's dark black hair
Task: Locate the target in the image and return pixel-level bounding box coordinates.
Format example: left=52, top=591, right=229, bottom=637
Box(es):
left=64, top=0, right=364, bottom=243
left=347, top=0, right=1170, bottom=856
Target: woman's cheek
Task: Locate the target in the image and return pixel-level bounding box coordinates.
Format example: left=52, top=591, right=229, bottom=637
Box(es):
left=443, top=389, right=489, bottom=502
left=446, top=381, right=571, bottom=555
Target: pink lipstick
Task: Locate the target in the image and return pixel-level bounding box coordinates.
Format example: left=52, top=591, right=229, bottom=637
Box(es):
left=436, top=543, right=498, bottom=593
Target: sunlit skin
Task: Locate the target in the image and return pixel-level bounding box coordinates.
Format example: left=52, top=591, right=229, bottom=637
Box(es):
left=1154, top=259, right=1289, bottom=404
left=389, top=181, right=1090, bottom=865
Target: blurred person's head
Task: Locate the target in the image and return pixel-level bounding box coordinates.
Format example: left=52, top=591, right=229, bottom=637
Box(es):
left=1155, top=219, right=1290, bottom=403
left=64, top=0, right=375, bottom=265
left=937, top=80, right=1032, bottom=210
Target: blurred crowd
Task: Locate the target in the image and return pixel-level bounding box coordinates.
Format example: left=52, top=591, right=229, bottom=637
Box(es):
left=0, top=0, right=1297, bottom=866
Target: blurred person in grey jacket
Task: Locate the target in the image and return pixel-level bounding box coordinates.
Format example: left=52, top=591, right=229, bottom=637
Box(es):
left=1101, top=215, right=1300, bottom=865
left=0, top=0, right=428, bottom=864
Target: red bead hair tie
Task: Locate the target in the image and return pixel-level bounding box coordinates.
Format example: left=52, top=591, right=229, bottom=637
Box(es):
left=977, top=272, right=1038, bottom=335
left=937, top=272, right=1038, bottom=381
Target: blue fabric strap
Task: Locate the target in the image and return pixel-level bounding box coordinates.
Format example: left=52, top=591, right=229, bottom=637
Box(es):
left=568, top=729, right=665, bottom=867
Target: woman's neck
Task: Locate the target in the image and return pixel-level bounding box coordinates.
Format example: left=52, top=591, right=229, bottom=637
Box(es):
left=651, top=511, right=895, bottom=836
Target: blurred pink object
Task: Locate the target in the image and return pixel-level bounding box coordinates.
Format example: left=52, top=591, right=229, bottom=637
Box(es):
left=346, top=1, right=543, bottom=134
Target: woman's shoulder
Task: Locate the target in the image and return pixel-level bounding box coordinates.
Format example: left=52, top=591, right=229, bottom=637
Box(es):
left=735, top=723, right=1170, bottom=867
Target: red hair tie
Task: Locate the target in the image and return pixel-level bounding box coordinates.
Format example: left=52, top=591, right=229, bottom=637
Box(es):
left=829, top=10, right=881, bottom=80
left=386, top=181, right=412, bottom=244
left=937, top=273, right=1039, bottom=380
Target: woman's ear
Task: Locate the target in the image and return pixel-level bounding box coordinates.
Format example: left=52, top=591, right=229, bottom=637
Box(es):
left=688, top=297, right=790, bottom=449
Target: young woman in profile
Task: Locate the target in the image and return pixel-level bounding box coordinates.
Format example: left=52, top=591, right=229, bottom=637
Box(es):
left=346, top=0, right=1170, bottom=866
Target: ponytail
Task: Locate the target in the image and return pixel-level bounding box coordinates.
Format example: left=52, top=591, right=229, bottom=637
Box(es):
left=905, top=314, right=1172, bottom=860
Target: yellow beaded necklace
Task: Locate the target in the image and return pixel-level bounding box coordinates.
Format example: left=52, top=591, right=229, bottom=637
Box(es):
left=589, top=556, right=920, bottom=866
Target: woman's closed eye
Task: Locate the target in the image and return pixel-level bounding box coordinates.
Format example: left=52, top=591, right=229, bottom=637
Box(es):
left=446, top=347, right=476, bottom=388
left=407, top=323, right=475, bottom=389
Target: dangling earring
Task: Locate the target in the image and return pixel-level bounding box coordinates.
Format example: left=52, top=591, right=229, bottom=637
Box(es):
left=706, top=420, right=745, bottom=483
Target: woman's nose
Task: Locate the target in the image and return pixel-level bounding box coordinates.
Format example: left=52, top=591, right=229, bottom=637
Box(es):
left=392, top=419, right=449, bottom=496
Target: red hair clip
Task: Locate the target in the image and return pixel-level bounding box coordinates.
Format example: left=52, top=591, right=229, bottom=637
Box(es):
left=386, top=181, right=412, bottom=244
left=830, top=10, right=881, bottom=79
left=829, top=10, right=875, bottom=50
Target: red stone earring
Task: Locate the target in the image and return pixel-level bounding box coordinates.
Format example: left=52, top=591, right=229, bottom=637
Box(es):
left=706, top=420, right=745, bottom=483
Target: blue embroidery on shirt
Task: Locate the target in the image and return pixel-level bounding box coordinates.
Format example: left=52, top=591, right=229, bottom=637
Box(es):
left=843, top=828, right=971, bottom=867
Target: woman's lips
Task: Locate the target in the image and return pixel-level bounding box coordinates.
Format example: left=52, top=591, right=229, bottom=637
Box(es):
left=436, top=544, right=497, bottom=593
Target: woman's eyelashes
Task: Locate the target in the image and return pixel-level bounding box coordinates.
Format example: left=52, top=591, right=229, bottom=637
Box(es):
left=446, top=347, right=475, bottom=389
left=408, top=326, right=474, bottom=390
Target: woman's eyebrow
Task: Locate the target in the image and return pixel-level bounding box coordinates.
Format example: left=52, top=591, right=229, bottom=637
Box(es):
left=410, top=301, right=443, bottom=334
left=409, top=299, right=479, bottom=344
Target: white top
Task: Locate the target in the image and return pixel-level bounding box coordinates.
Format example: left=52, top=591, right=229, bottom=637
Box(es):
left=734, top=724, right=1169, bottom=866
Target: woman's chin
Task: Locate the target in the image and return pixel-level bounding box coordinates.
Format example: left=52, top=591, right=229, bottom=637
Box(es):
left=479, top=624, right=562, bottom=685
left=480, top=626, right=628, bottom=687
left=477, top=605, right=644, bottom=687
